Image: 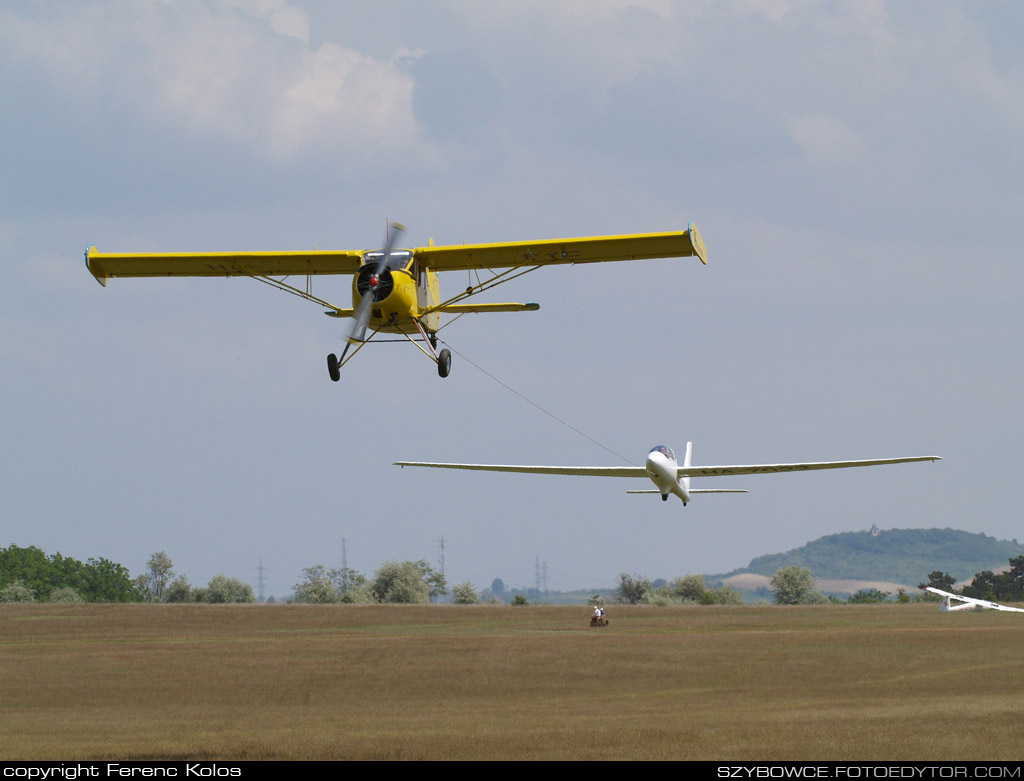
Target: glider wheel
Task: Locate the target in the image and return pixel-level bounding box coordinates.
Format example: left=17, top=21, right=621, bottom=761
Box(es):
left=437, top=348, right=452, bottom=378
left=327, top=353, right=341, bottom=382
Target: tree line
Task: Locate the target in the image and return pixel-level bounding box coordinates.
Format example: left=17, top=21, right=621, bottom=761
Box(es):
left=0, top=545, right=137, bottom=603
left=291, top=560, right=480, bottom=604
left=0, top=545, right=477, bottom=605
left=4, top=543, right=1022, bottom=606
left=617, top=558, right=1024, bottom=606
left=0, top=546, right=256, bottom=604
left=920, top=556, right=1024, bottom=602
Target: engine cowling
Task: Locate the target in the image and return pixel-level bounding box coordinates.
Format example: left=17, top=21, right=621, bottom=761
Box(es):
left=355, top=264, right=394, bottom=302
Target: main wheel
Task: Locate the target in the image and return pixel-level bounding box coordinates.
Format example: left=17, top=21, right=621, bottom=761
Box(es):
left=327, top=353, right=340, bottom=382
left=437, top=348, right=452, bottom=378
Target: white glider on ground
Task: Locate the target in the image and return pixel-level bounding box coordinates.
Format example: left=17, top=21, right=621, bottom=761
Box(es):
left=923, top=586, right=1024, bottom=613
left=395, top=442, right=941, bottom=506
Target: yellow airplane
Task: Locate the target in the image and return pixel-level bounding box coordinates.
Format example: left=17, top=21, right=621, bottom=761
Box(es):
left=84, top=221, right=707, bottom=381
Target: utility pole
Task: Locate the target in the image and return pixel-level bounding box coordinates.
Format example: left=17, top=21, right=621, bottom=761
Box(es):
left=257, top=557, right=266, bottom=603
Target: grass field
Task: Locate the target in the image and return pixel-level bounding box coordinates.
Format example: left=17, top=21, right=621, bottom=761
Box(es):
left=1, top=602, right=1022, bottom=760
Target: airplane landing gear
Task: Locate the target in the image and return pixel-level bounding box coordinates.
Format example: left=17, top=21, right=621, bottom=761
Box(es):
left=437, top=348, right=452, bottom=378
left=327, top=353, right=340, bottom=382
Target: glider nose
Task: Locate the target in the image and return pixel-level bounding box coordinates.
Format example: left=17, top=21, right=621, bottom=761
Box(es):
left=645, top=451, right=672, bottom=481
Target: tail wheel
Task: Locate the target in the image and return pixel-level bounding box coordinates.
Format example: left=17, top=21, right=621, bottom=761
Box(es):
left=327, top=353, right=340, bottom=382
left=437, top=348, right=452, bottom=378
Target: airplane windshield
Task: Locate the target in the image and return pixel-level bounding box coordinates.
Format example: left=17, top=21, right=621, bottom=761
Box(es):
left=650, top=445, right=675, bottom=460
left=362, top=249, right=414, bottom=271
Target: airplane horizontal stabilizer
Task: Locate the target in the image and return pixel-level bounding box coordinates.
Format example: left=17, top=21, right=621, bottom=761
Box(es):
left=626, top=488, right=748, bottom=495
left=429, top=302, right=540, bottom=315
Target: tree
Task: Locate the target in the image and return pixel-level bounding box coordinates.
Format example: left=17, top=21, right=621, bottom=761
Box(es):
left=415, top=560, right=447, bottom=601
left=847, top=588, right=890, bottom=603
left=617, top=573, right=652, bottom=604
left=82, top=557, right=141, bottom=602
left=918, top=570, right=955, bottom=601
left=292, top=565, right=368, bottom=603
left=164, top=575, right=194, bottom=603
left=138, top=552, right=175, bottom=602
left=451, top=581, right=479, bottom=604
left=206, top=575, right=256, bottom=603
left=334, top=567, right=367, bottom=601
left=963, top=556, right=1024, bottom=602
left=668, top=574, right=711, bottom=604
left=770, top=566, right=826, bottom=605
left=0, top=545, right=53, bottom=596
left=369, top=560, right=431, bottom=603
left=710, top=584, right=745, bottom=605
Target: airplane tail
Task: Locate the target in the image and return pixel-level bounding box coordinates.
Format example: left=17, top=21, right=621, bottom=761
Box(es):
left=681, top=441, right=693, bottom=496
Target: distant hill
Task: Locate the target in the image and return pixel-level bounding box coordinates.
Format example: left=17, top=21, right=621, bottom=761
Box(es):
left=716, top=528, right=1024, bottom=588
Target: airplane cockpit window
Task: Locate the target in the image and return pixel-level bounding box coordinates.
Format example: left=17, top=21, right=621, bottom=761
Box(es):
left=650, top=445, right=675, bottom=460
left=361, top=250, right=414, bottom=271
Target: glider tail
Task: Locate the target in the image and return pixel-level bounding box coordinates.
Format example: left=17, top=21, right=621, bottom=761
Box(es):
left=680, top=441, right=693, bottom=498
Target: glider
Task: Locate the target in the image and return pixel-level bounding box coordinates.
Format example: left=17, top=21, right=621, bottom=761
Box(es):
left=923, top=586, right=1024, bottom=613
left=84, top=221, right=707, bottom=381
left=395, top=442, right=941, bottom=506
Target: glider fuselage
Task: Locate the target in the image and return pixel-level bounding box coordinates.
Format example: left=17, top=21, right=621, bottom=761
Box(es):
left=646, top=445, right=689, bottom=504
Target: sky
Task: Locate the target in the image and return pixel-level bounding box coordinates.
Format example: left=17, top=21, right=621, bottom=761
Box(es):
left=2, top=0, right=1021, bottom=598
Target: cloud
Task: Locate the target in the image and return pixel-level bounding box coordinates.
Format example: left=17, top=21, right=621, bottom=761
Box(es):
left=1, top=1, right=424, bottom=159
left=786, top=113, right=866, bottom=168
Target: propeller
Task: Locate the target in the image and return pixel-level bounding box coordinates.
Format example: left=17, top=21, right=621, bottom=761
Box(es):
left=329, top=222, right=406, bottom=377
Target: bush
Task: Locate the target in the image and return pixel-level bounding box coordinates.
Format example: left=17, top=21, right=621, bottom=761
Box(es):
left=0, top=579, right=36, bottom=603
left=48, top=586, right=84, bottom=603
left=206, top=575, right=256, bottom=604
left=451, top=582, right=479, bottom=604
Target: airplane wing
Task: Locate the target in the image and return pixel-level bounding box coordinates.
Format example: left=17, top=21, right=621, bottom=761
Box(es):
left=678, top=455, right=941, bottom=478
left=84, top=246, right=364, bottom=286
left=924, top=586, right=1024, bottom=613
left=394, top=462, right=647, bottom=478
left=413, top=223, right=706, bottom=272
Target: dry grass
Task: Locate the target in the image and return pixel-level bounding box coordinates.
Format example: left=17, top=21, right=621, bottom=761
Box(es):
left=1, top=602, right=1023, bottom=760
